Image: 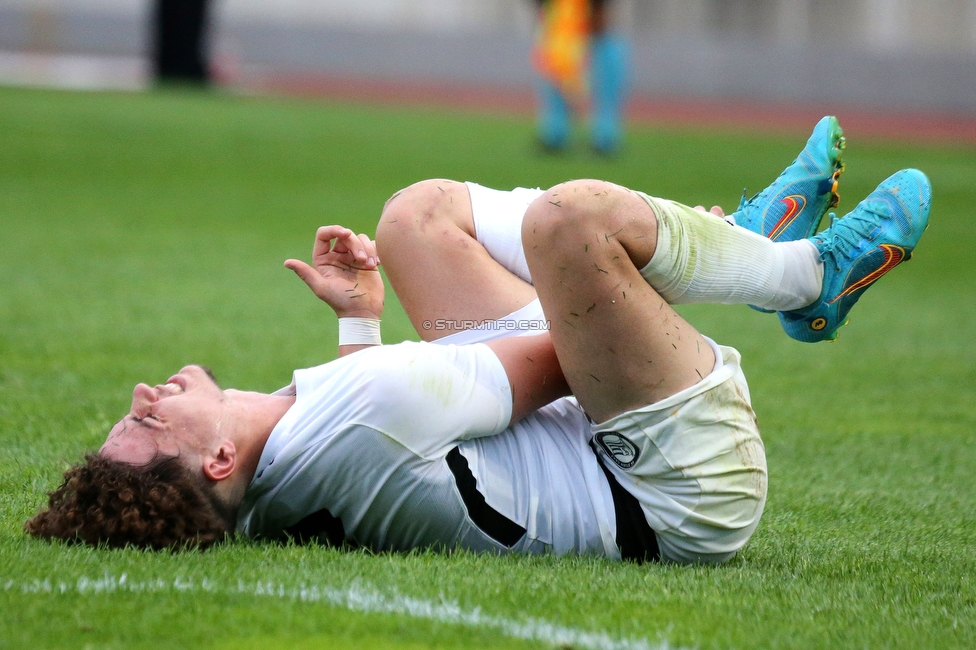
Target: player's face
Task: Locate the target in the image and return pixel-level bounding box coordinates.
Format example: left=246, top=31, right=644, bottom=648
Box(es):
left=100, top=365, right=226, bottom=467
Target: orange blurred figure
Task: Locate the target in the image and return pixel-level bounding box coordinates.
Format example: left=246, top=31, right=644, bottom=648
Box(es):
left=532, top=0, right=592, bottom=101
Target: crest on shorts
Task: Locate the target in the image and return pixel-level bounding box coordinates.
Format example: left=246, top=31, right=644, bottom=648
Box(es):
left=595, top=432, right=640, bottom=469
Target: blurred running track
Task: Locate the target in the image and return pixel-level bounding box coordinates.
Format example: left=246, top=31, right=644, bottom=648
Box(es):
left=246, top=71, right=976, bottom=145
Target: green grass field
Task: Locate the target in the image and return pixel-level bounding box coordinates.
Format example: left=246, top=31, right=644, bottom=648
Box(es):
left=1, top=86, right=974, bottom=649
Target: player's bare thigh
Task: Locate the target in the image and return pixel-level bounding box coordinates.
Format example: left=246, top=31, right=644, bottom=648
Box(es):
left=522, top=180, right=714, bottom=423
left=377, top=179, right=537, bottom=341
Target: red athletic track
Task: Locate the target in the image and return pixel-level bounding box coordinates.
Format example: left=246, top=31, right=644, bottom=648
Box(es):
left=239, top=71, right=976, bottom=145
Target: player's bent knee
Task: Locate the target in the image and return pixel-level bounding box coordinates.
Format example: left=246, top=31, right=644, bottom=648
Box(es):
left=378, top=179, right=470, bottom=243
left=380, top=180, right=439, bottom=227
left=523, top=179, right=624, bottom=250
left=377, top=181, right=478, bottom=284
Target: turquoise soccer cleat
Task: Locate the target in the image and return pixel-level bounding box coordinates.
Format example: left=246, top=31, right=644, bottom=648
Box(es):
left=734, top=115, right=846, bottom=242
left=778, top=169, right=931, bottom=343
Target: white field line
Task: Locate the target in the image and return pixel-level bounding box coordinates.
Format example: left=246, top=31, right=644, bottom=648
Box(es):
left=3, top=574, right=683, bottom=650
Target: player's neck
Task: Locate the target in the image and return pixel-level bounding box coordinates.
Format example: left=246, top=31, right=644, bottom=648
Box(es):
left=213, top=391, right=296, bottom=515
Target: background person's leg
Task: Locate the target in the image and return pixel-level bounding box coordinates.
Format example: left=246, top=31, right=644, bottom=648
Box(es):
left=377, top=180, right=538, bottom=341
left=589, top=32, right=628, bottom=154
left=536, top=81, right=572, bottom=151
left=154, top=0, right=211, bottom=83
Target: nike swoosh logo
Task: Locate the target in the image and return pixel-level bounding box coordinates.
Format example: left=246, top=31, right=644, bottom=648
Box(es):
left=829, top=244, right=905, bottom=304
left=769, top=195, right=806, bottom=240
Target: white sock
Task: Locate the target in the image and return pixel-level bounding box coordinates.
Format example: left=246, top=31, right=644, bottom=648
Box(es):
left=639, top=198, right=823, bottom=311
left=774, top=240, right=824, bottom=311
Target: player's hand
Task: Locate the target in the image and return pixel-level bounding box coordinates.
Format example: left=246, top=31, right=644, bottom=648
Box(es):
left=694, top=204, right=736, bottom=226
left=284, top=226, right=385, bottom=320
left=694, top=205, right=726, bottom=218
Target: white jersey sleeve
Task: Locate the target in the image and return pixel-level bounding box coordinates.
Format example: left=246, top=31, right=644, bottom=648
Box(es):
left=288, top=341, right=513, bottom=459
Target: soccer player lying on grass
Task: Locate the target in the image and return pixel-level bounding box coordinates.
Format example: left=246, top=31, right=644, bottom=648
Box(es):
left=26, top=117, right=931, bottom=564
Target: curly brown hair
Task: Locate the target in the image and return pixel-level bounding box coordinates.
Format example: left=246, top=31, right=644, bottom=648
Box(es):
left=25, top=453, right=233, bottom=551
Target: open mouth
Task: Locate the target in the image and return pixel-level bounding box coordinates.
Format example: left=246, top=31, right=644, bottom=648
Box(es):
left=164, top=375, right=186, bottom=393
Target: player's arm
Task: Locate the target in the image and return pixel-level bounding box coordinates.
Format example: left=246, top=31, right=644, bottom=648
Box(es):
left=360, top=339, right=566, bottom=458
left=285, top=226, right=385, bottom=357
left=484, top=333, right=571, bottom=425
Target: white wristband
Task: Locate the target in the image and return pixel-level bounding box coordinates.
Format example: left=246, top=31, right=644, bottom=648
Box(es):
left=338, top=318, right=382, bottom=346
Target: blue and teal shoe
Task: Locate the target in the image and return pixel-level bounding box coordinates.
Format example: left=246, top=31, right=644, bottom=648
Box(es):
left=734, top=115, right=846, bottom=242
left=778, top=169, right=931, bottom=343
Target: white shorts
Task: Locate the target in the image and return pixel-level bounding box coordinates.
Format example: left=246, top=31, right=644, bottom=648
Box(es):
left=591, top=338, right=767, bottom=564
left=465, top=181, right=544, bottom=285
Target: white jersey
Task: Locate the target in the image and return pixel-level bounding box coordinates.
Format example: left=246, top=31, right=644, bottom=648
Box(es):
left=236, top=341, right=621, bottom=558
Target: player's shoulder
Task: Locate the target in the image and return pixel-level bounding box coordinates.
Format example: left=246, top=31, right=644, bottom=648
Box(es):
left=296, top=340, right=475, bottom=400
left=320, top=340, right=449, bottom=388
left=309, top=340, right=434, bottom=370
left=342, top=340, right=490, bottom=408
left=352, top=339, right=439, bottom=366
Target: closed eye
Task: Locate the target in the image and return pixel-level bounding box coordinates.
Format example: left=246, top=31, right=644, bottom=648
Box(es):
left=132, top=414, right=161, bottom=426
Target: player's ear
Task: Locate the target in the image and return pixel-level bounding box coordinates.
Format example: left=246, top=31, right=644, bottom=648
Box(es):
left=203, top=442, right=236, bottom=482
